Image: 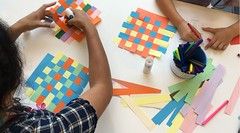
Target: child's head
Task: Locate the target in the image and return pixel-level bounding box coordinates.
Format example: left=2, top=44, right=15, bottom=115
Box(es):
left=0, top=20, right=23, bottom=110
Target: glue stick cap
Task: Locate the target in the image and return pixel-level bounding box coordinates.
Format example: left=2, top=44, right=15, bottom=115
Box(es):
left=65, top=8, right=74, bottom=19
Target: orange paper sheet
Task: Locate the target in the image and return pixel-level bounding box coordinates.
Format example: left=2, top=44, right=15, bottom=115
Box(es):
left=112, top=78, right=161, bottom=96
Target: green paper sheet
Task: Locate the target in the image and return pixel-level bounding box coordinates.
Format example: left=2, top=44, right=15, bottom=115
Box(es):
left=168, top=59, right=215, bottom=104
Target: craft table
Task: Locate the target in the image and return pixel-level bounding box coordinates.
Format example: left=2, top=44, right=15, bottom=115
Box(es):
left=0, top=0, right=239, bottom=133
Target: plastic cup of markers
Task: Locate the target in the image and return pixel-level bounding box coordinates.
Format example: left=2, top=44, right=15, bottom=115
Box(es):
left=170, top=44, right=207, bottom=79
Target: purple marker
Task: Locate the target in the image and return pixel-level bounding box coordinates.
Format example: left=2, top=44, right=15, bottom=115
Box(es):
left=185, top=39, right=203, bottom=58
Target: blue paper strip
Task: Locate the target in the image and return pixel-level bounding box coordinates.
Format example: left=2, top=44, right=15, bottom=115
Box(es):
left=152, top=97, right=186, bottom=126
left=122, top=22, right=134, bottom=29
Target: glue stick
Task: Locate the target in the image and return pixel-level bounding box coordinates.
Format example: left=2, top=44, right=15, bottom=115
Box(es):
left=143, top=56, right=154, bottom=74
left=65, top=8, right=74, bottom=20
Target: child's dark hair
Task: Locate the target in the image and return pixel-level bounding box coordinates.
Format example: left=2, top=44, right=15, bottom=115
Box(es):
left=0, top=20, right=23, bottom=111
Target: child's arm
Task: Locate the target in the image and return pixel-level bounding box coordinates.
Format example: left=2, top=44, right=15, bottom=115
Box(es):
left=204, top=20, right=240, bottom=50
left=156, top=0, right=201, bottom=41
left=8, top=2, right=55, bottom=41
left=68, top=9, right=112, bottom=118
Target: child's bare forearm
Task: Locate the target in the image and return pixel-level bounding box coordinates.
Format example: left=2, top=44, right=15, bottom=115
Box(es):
left=156, top=0, right=185, bottom=27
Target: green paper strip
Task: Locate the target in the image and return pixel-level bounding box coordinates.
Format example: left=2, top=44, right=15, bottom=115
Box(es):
left=168, top=59, right=215, bottom=104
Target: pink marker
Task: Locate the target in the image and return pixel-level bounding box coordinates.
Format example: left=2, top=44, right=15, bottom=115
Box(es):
left=202, top=100, right=229, bottom=126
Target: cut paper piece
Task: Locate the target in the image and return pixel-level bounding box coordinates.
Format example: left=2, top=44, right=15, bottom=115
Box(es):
left=168, top=59, right=215, bottom=104
left=180, top=108, right=198, bottom=133
left=112, top=79, right=161, bottom=96
left=26, top=52, right=89, bottom=113
left=225, top=78, right=240, bottom=115
left=194, top=65, right=225, bottom=116
left=50, top=0, right=101, bottom=43
left=115, top=8, right=177, bottom=58
left=141, top=102, right=167, bottom=109
left=180, top=104, right=191, bottom=117
left=120, top=94, right=171, bottom=107
left=120, top=95, right=156, bottom=131
left=230, top=35, right=240, bottom=45
left=167, top=114, right=184, bottom=133
left=181, top=105, right=212, bottom=132
left=152, top=97, right=186, bottom=127
left=191, top=79, right=222, bottom=110
left=202, top=100, right=229, bottom=125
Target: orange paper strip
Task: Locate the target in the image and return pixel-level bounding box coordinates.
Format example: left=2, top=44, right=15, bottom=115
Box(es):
left=112, top=79, right=161, bottom=96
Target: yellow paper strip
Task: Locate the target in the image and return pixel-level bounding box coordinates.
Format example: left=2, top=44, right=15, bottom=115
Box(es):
left=121, top=94, right=171, bottom=107
left=158, top=29, right=175, bottom=37
left=127, top=16, right=133, bottom=22
left=149, top=49, right=161, bottom=58
left=120, top=96, right=156, bottom=131
left=153, top=38, right=169, bottom=48
left=113, top=37, right=121, bottom=44
left=141, top=102, right=166, bottom=109
left=167, top=114, right=184, bottom=133
left=43, top=93, right=55, bottom=107
left=137, top=45, right=144, bottom=52
left=25, top=87, right=34, bottom=97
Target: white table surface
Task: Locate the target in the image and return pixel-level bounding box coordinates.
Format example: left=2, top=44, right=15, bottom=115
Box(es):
left=0, top=0, right=239, bottom=133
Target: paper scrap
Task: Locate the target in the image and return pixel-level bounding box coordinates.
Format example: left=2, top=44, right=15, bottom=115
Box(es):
left=225, top=78, right=240, bottom=115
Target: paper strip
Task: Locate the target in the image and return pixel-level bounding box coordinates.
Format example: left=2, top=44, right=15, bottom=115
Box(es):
left=120, top=95, right=156, bottom=131
left=225, top=78, right=240, bottom=115
left=91, top=10, right=101, bottom=19
left=168, top=59, right=215, bottom=104
left=195, top=65, right=225, bottom=115
left=120, top=94, right=171, bottom=107
left=180, top=108, right=198, bottom=133
left=152, top=97, right=185, bottom=126
left=60, top=28, right=74, bottom=42
left=112, top=79, right=161, bottom=96
left=180, top=104, right=191, bottom=117
left=167, top=114, right=184, bottom=133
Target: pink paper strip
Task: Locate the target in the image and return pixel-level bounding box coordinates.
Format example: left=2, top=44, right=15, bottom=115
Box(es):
left=196, top=104, right=212, bottom=124
left=195, top=65, right=225, bottom=114
left=60, top=28, right=74, bottom=42
left=91, top=10, right=101, bottom=19
left=180, top=108, right=198, bottom=133
left=225, top=78, right=240, bottom=115
left=180, top=104, right=191, bottom=117
left=191, top=81, right=209, bottom=109
left=192, top=80, right=222, bottom=110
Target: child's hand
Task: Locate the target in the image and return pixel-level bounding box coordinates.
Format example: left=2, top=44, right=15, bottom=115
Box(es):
left=67, top=9, right=94, bottom=31
left=177, top=21, right=201, bottom=42
left=16, top=2, right=56, bottom=32
left=203, top=27, right=235, bottom=50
